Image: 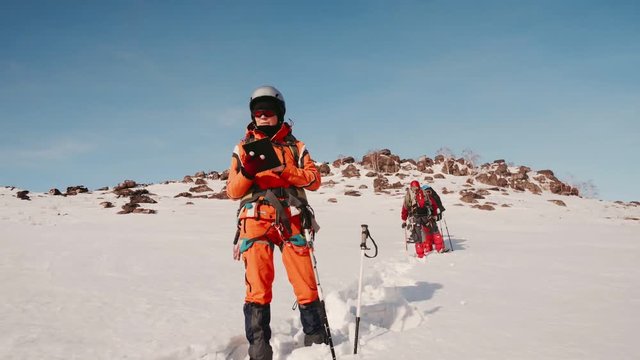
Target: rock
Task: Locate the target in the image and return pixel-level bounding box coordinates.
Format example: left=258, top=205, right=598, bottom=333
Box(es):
left=118, top=203, right=139, bottom=214
left=434, top=174, right=445, bottom=179
left=472, top=204, right=495, bottom=211
left=114, top=180, right=137, bottom=191
left=459, top=190, right=485, bottom=203
left=416, top=157, right=434, bottom=171
left=345, top=190, right=361, bottom=197
left=49, top=188, right=63, bottom=196
left=174, top=192, right=193, bottom=198
left=194, top=171, right=206, bottom=178
left=130, top=194, right=157, bottom=204
left=548, top=199, right=567, bottom=207
left=133, top=208, right=157, bottom=214
left=219, top=170, right=230, bottom=181
left=189, top=185, right=213, bottom=193
left=358, top=184, right=368, bottom=189
left=208, top=191, right=229, bottom=199
left=195, top=178, right=208, bottom=185
left=332, top=156, right=355, bottom=167
left=114, top=188, right=134, bottom=198
left=66, top=185, right=89, bottom=196
left=327, top=198, right=338, bottom=203
left=361, top=150, right=400, bottom=173
left=365, top=171, right=377, bottom=177
left=341, top=164, right=360, bottom=178
left=317, top=163, right=331, bottom=176
left=495, top=163, right=511, bottom=176
left=100, top=201, right=114, bottom=208
left=183, top=175, right=194, bottom=183
left=322, top=180, right=337, bottom=188
left=17, top=190, right=30, bottom=200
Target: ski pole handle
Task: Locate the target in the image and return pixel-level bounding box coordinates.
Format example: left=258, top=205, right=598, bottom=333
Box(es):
left=360, top=224, right=369, bottom=250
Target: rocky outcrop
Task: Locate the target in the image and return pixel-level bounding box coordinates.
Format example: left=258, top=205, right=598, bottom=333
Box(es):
left=441, top=158, right=472, bottom=176
left=459, top=190, right=485, bottom=204
left=373, top=175, right=403, bottom=192
left=361, top=149, right=400, bottom=174
left=66, top=186, right=89, bottom=196
left=333, top=156, right=355, bottom=167
left=342, top=164, right=360, bottom=178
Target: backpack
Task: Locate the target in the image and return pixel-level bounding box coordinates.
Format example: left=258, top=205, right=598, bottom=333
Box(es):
left=407, top=188, right=431, bottom=217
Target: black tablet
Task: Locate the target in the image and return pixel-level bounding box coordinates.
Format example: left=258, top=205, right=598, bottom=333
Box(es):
left=241, top=138, right=282, bottom=172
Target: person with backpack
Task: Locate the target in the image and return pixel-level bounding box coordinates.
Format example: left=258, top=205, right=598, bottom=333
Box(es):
left=401, top=180, right=433, bottom=258
left=226, top=85, right=326, bottom=360
left=421, top=184, right=447, bottom=253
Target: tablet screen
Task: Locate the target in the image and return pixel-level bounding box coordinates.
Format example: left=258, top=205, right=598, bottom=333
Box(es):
left=241, top=138, right=282, bottom=172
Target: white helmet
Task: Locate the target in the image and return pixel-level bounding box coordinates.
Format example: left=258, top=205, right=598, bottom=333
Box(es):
left=249, top=85, right=286, bottom=115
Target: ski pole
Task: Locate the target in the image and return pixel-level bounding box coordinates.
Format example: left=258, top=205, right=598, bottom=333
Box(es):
left=442, top=215, right=453, bottom=251
left=403, top=227, right=408, bottom=255
left=354, top=224, right=378, bottom=355
left=307, top=229, right=337, bottom=360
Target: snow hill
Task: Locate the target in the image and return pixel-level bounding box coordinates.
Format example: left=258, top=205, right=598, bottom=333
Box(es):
left=1, top=152, right=639, bottom=360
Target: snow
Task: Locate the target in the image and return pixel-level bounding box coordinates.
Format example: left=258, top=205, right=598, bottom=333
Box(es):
left=1, top=166, right=639, bottom=360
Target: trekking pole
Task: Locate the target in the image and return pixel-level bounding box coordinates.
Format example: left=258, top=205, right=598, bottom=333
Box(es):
left=403, top=227, right=408, bottom=255
left=307, top=229, right=337, bottom=360
left=441, top=215, right=454, bottom=252
left=354, top=224, right=378, bottom=355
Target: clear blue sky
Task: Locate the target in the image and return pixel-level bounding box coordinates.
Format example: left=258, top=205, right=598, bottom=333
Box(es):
left=1, top=0, right=638, bottom=201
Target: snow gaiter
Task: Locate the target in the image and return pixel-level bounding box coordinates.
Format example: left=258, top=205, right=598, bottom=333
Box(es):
left=244, top=302, right=273, bottom=360
left=299, top=299, right=328, bottom=346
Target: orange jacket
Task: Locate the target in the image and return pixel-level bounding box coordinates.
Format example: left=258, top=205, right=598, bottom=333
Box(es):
left=227, top=122, right=321, bottom=244
left=227, top=122, right=321, bottom=199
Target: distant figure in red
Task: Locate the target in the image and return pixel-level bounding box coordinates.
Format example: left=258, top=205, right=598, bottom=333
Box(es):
left=421, top=184, right=446, bottom=253
left=401, top=180, right=432, bottom=258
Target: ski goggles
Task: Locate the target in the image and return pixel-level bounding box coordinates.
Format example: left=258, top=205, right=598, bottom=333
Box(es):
left=252, top=110, right=277, bottom=118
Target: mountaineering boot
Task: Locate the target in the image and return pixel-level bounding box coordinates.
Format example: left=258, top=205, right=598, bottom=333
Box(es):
left=244, top=302, right=273, bottom=360
left=299, top=299, right=328, bottom=346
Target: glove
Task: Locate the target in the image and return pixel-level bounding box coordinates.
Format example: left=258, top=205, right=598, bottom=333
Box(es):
left=241, top=151, right=265, bottom=178
left=401, top=221, right=407, bottom=229
left=436, top=212, right=442, bottom=221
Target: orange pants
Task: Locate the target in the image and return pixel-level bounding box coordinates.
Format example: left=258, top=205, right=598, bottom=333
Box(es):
left=242, top=240, right=318, bottom=305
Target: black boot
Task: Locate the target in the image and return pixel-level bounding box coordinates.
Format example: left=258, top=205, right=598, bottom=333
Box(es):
left=244, top=302, right=273, bottom=360
left=299, top=299, right=328, bottom=346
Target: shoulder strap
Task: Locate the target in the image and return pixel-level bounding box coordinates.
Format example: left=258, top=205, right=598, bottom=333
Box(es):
left=283, top=134, right=302, bottom=168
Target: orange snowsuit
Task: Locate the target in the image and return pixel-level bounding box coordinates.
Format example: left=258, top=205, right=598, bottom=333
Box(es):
left=227, top=122, right=321, bottom=306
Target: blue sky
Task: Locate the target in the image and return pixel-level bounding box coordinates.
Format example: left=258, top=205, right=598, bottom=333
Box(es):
left=1, top=0, right=638, bottom=201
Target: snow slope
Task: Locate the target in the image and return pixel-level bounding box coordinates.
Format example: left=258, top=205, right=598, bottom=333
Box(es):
left=1, top=164, right=639, bottom=360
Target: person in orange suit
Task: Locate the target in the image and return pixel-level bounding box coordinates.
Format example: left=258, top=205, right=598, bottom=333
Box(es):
left=226, top=85, right=325, bottom=360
